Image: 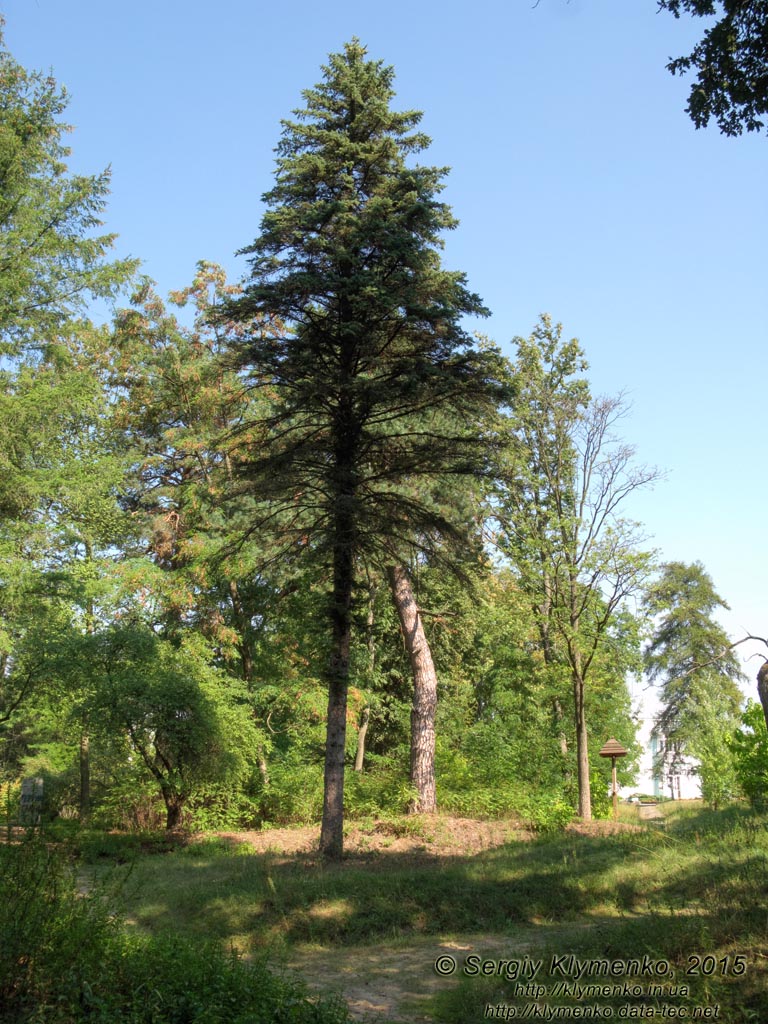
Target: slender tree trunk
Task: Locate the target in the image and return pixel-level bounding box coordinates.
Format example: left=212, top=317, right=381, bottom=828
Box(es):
left=228, top=579, right=255, bottom=683
left=257, top=748, right=270, bottom=788
left=354, top=707, right=370, bottom=772
left=319, top=534, right=354, bottom=859
left=352, top=584, right=376, bottom=774
left=389, top=564, right=438, bottom=814
left=572, top=665, right=592, bottom=820
left=536, top=572, right=569, bottom=760
left=552, top=698, right=569, bottom=758
left=79, top=730, right=91, bottom=821
left=366, top=583, right=377, bottom=669
left=80, top=550, right=94, bottom=822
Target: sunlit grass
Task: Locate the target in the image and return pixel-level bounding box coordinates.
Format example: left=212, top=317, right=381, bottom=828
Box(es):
left=68, top=804, right=768, bottom=1021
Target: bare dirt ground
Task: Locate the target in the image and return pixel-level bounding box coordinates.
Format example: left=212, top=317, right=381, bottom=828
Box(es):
left=213, top=816, right=642, bottom=1022
left=215, top=814, right=639, bottom=861
left=215, top=815, right=533, bottom=861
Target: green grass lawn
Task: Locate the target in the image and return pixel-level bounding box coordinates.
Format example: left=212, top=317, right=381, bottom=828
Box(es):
left=73, top=802, right=768, bottom=1021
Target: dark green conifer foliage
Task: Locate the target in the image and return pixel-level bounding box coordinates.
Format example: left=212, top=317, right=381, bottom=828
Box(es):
left=644, top=560, right=744, bottom=738
left=223, top=40, right=506, bottom=857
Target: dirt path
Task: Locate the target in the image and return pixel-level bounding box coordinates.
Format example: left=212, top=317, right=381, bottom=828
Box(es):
left=285, top=933, right=529, bottom=1022
left=217, top=816, right=639, bottom=1022
left=284, top=922, right=606, bottom=1022
left=637, top=803, right=664, bottom=822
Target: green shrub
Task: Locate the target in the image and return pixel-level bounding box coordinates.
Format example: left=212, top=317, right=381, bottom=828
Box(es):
left=185, top=782, right=262, bottom=831
left=90, top=765, right=166, bottom=831
left=438, top=783, right=522, bottom=819
left=0, top=838, right=350, bottom=1023
left=256, top=752, right=325, bottom=825
left=344, top=756, right=415, bottom=817
left=519, top=792, right=574, bottom=832
left=730, top=700, right=768, bottom=811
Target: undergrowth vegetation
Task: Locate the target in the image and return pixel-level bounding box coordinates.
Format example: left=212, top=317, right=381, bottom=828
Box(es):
left=0, top=837, right=350, bottom=1024
left=3, top=803, right=766, bottom=1021
left=15, top=802, right=760, bottom=1022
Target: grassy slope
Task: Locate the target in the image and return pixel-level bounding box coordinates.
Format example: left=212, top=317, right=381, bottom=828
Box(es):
left=80, top=803, right=768, bottom=1022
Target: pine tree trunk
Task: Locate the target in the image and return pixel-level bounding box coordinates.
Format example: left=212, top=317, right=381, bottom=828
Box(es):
left=389, top=564, right=438, bottom=814
left=228, top=579, right=255, bottom=682
left=319, top=537, right=353, bottom=858
left=80, top=552, right=94, bottom=822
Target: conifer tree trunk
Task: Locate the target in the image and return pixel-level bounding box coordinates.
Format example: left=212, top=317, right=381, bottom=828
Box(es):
left=228, top=579, right=255, bottom=683
left=389, top=564, right=438, bottom=814
left=320, top=538, right=354, bottom=858
left=79, top=548, right=94, bottom=822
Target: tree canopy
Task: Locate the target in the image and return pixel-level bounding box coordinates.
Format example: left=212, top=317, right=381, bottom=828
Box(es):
left=0, top=30, right=758, bottom=844
left=0, top=20, right=134, bottom=352
left=659, top=0, right=768, bottom=135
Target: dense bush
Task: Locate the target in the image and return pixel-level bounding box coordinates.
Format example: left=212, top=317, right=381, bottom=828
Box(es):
left=0, top=838, right=350, bottom=1023
left=730, top=700, right=768, bottom=810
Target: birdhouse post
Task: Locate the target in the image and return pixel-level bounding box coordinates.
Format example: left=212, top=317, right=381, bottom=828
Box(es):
left=599, top=738, right=628, bottom=820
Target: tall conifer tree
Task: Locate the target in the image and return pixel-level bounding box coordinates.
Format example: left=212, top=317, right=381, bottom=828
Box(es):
left=223, top=40, right=505, bottom=857
left=0, top=20, right=134, bottom=354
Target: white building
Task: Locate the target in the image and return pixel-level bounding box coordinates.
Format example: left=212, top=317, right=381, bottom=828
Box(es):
left=619, top=684, right=701, bottom=801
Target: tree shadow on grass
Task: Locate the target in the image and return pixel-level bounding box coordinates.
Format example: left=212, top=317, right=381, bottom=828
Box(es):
left=126, top=830, right=662, bottom=948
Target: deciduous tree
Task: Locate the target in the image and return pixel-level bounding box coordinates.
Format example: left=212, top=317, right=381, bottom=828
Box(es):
left=658, top=0, right=768, bottom=136
left=498, top=317, right=655, bottom=819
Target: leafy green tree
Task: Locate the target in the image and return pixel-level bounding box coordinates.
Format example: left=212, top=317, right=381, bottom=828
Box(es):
left=0, top=19, right=134, bottom=353
left=0, top=26, right=134, bottom=785
left=0, top=325, right=135, bottom=803
left=111, top=265, right=269, bottom=658
left=730, top=698, right=768, bottom=809
left=86, top=626, right=260, bottom=829
left=686, top=689, right=739, bottom=808
left=659, top=1, right=768, bottom=136
left=222, top=40, right=507, bottom=856
left=497, top=316, right=655, bottom=819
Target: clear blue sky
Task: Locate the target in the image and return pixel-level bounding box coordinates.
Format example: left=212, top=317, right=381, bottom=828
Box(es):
left=3, top=0, right=766, bottom=693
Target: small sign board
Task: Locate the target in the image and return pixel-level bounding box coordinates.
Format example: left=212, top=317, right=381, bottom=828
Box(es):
left=20, top=777, right=44, bottom=825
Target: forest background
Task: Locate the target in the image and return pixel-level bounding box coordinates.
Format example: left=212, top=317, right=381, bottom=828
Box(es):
left=4, top=0, right=765, bottom=662
left=1, top=1, right=767, bottom=853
